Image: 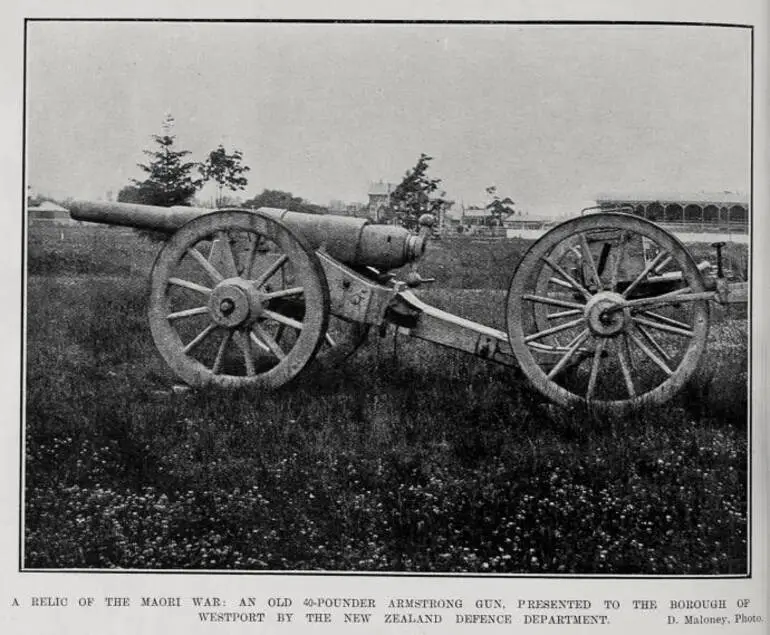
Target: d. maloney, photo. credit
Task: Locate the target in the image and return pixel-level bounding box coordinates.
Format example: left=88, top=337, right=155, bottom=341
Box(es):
left=23, top=19, right=750, bottom=575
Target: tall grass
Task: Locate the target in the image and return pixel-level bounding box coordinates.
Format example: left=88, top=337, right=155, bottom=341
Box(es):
left=24, top=225, right=748, bottom=573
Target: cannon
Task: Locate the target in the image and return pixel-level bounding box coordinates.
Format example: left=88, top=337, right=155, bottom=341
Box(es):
left=69, top=200, right=748, bottom=412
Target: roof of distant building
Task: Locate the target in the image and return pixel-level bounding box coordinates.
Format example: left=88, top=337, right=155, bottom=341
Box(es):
left=28, top=200, right=69, bottom=212
left=503, top=212, right=554, bottom=223
left=463, top=208, right=493, bottom=218
left=595, top=191, right=748, bottom=205
left=368, top=181, right=398, bottom=196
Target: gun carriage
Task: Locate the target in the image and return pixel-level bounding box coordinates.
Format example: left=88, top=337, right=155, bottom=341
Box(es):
left=69, top=200, right=748, bottom=413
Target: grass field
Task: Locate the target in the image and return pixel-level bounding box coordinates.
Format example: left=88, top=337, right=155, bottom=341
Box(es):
left=24, top=223, right=749, bottom=573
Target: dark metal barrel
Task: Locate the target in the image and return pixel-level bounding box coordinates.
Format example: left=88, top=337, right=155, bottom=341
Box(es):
left=68, top=200, right=426, bottom=271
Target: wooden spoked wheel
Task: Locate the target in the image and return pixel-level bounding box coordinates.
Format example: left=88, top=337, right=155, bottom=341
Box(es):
left=149, top=210, right=329, bottom=389
left=507, top=213, right=710, bottom=411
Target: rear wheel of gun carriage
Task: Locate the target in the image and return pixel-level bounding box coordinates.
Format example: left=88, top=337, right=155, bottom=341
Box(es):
left=149, top=210, right=329, bottom=389
left=507, top=213, right=710, bottom=411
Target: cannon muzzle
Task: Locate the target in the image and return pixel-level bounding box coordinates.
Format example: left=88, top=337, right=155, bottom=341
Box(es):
left=69, top=200, right=426, bottom=271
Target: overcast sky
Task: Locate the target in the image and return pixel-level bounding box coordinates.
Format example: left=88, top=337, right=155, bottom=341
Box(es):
left=26, top=21, right=750, bottom=215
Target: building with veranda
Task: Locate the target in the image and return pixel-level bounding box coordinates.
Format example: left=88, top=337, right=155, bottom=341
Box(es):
left=594, top=192, right=748, bottom=232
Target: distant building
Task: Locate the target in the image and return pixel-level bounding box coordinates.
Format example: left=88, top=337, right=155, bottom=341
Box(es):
left=367, top=180, right=398, bottom=222
left=27, top=200, right=72, bottom=224
left=452, top=199, right=527, bottom=228
left=502, top=211, right=553, bottom=230
left=594, top=191, right=749, bottom=230
left=443, top=204, right=495, bottom=228
left=329, top=199, right=366, bottom=217
left=462, top=206, right=493, bottom=226
left=367, top=180, right=455, bottom=228
left=443, top=199, right=553, bottom=235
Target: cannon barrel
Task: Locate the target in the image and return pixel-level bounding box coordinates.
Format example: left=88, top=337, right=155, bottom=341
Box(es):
left=69, top=200, right=426, bottom=271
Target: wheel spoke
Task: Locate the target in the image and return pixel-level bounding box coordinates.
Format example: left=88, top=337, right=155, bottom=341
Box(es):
left=546, top=308, right=583, bottom=320
left=624, top=288, right=716, bottom=311
left=212, top=331, right=232, bottom=374
left=248, top=330, right=271, bottom=353
left=616, top=339, right=636, bottom=397
left=633, top=315, right=694, bottom=338
left=549, top=277, right=574, bottom=290
left=525, top=316, right=585, bottom=344
left=637, top=322, right=671, bottom=361
left=216, top=231, right=239, bottom=278
left=183, top=323, right=217, bottom=354
left=653, top=254, right=673, bottom=274
left=627, top=329, right=673, bottom=376
left=262, top=286, right=304, bottom=301
left=578, top=233, right=601, bottom=289
left=241, top=235, right=261, bottom=278
left=233, top=330, right=256, bottom=376
left=586, top=338, right=608, bottom=400
left=639, top=310, right=692, bottom=331
left=262, top=309, right=304, bottom=331
left=547, top=329, right=589, bottom=379
left=169, top=277, right=212, bottom=296
left=522, top=294, right=585, bottom=310
left=252, top=323, right=287, bottom=360
left=622, top=250, right=669, bottom=298
left=187, top=246, right=224, bottom=284
left=254, top=254, right=288, bottom=288
left=542, top=256, right=592, bottom=300
left=167, top=306, right=209, bottom=321
left=622, top=334, right=635, bottom=371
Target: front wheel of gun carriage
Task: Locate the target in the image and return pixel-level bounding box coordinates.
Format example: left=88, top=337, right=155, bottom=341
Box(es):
left=149, top=210, right=330, bottom=389
left=506, top=213, right=710, bottom=412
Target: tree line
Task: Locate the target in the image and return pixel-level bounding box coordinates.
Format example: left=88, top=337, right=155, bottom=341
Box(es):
left=118, top=115, right=451, bottom=225
left=117, top=114, right=324, bottom=215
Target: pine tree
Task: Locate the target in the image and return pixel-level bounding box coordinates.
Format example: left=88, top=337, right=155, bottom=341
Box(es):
left=122, top=115, right=203, bottom=207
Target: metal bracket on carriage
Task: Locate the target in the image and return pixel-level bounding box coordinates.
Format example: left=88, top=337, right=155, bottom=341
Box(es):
left=357, top=264, right=434, bottom=288
left=403, top=271, right=437, bottom=288
left=360, top=265, right=396, bottom=285
left=647, top=260, right=714, bottom=290
left=708, top=241, right=748, bottom=304
left=400, top=213, right=438, bottom=288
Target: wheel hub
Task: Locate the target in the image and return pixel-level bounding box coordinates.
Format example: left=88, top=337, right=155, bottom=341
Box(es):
left=584, top=291, right=629, bottom=337
left=208, top=278, right=264, bottom=327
